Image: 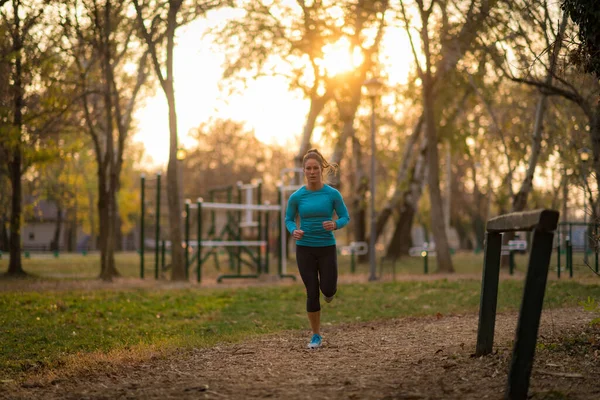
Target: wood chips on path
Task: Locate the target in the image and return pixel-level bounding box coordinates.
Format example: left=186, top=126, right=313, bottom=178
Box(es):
left=3, top=307, right=599, bottom=400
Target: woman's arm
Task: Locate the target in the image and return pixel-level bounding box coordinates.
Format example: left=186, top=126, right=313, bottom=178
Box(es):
left=285, top=194, right=299, bottom=234
left=333, top=190, right=350, bottom=229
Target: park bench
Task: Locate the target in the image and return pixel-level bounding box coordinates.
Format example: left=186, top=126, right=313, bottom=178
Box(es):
left=475, top=209, right=559, bottom=400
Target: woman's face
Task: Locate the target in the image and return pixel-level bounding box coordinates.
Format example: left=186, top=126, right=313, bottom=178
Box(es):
left=304, top=158, right=322, bottom=184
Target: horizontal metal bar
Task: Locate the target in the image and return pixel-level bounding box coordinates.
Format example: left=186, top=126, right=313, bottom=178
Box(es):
left=190, top=240, right=267, bottom=247
left=279, top=185, right=302, bottom=192
left=187, top=202, right=281, bottom=211
left=237, top=183, right=261, bottom=190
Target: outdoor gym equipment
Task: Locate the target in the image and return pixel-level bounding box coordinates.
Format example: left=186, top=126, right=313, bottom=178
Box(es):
left=339, top=241, right=368, bottom=273
left=409, top=242, right=435, bottom=274
left=555, top=221, right=599, bottom=278
left=185, top=200, right=281, bottom=282
left=139, top=172, right=167, bottom=279
left=139, top=170, right=304, bottom=283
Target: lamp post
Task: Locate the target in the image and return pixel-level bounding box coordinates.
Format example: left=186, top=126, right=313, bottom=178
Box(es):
left=578, top=147, right=591, bottom=263
left=363, top=77, right=383, bottom=282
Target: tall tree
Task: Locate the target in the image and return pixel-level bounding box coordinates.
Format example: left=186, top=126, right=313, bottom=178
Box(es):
left=133, top=0, right=224, bottom=280
left=0, top=0, right=68, bottom=276
left=396, top=0, right=498, bottom=271
left=62, top=0, right=150, bottom=280
left=216, top=1, right=388, bottom=259
left=511, top=4, right=569, bottom=212
left=497, top=0, right=600, bottom=216
left=212, top=0, right=343, bottom=174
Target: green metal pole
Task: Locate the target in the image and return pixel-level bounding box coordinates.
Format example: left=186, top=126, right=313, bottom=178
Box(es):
left=567, top=237, right=573, bottom=278
left=557, top=232, right=561, bottom=279
left=257, top=182, right=262, bottom=274
left=264, top=208, right=269, bottom=274
left=210, top=190, right=215, bottom=235
left=155, top=172, right=161, bottom=280
left=197, top=199, right=203, bottom=283
left=140, top=174, right=145, bottom=279
left=594, top=224, right=598, bottom=273
left=228, top=187, right=235, bottom=271
left=185, top=200, right=190, bottom=280
left=423, top=251, right=428, bottom=274
left=278, top=187, right=283, bottom=276
left=161, top=239, right=166, bottom=273
left=237, top=184, right=242, bottom=275
left=509, top=251, right=515, bottom=275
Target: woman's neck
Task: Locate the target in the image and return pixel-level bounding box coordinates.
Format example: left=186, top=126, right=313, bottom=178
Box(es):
left=306, top=181, right=324, bottom=191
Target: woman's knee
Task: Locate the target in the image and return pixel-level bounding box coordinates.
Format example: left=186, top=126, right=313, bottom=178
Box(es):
left=321, top=286, right=337, bottom=298
left=306, top=295, right=321, bottom=312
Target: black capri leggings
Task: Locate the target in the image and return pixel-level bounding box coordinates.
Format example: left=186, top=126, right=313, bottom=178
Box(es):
left=296, top=245, right=338, bottom=312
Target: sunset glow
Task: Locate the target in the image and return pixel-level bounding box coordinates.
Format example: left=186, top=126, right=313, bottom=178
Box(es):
left=133, top=8, right=415, bottom=168
left=316, top=37, right=365, bottom=77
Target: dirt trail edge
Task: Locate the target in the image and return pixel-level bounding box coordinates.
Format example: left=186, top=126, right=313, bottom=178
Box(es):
left=3, top=307, right=599, bottom=400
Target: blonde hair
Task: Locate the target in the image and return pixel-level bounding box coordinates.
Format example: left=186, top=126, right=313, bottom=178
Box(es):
left=302, top=148, right=338, bottom=183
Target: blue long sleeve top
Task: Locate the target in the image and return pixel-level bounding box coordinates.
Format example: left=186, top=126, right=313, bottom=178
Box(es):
left=285, top=184, right=350, bottom=247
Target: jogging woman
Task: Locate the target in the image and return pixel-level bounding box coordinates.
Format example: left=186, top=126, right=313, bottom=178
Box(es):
left=285, top=148, right=350, bottom=349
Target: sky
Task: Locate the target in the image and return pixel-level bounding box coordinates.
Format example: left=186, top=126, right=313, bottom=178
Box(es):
left=132, top=6, right=412, bottom=167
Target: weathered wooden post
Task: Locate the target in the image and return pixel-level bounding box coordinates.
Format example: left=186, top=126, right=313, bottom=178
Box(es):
left=475, top=209, right=559, bottom=400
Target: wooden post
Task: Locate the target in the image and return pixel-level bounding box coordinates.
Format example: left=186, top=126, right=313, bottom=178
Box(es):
left=505, top=229, right=554, bottom=400
left=476, top=231, right=502, bottom=356
left=474, top=209, right=559, bottom=400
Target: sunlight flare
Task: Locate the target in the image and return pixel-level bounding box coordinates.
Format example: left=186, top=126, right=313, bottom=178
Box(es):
left=316, top=37, right=364, bottom=77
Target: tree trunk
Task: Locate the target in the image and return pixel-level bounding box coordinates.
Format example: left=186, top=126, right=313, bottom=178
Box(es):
left=294, top=95, right=327, bottom=171
left=165, top=87, right=185, bottom=280
left=423, top=76, right=454, bottom=272
left=329, top=113, right=356, bottom=188
left=351, top=135, right=368, bottom=262
left=88, top=188, right=96, bottom=250
left=470, top=161, right=486, bottom=251
left=101, top=187, right=119, bottom=280
left=114, top=207, right=123, bottom=251
left=590, top=101, right=600, bottom=199
left=7, top=151, right=25, bottom=276
left=0, top=217, right=8, bottom=252
left=98, top=180, right=108, bottom=276
left=385, top=207, right=416, bottom=260
left=385, top=135, right=428, bottom=259
left=513, top=14, right=568, bottom=212
left=6, top=6, right=25, bottom=277
left=374, top=116, right=423, bottom=242
left=50, top=206, right=63, bottom=252
left=504, top=13, right=569, bottom=266
left=97, top=172, right=119, bottom=280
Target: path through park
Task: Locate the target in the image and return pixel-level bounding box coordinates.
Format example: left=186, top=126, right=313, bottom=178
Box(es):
left=4, top=307, right=599, bottom=400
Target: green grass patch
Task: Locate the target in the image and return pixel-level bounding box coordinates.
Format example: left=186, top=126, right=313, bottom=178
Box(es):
left=1, top=279, right=598, bottom=379
left=2, top=248, right=599, bottom=280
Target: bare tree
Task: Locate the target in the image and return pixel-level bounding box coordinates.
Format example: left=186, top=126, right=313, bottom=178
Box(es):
left=133, top=0, right=225, bottom=280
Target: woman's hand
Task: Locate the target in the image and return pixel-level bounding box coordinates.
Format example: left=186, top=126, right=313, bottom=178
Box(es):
left=322, top=220, right=337, bottom=231
left=292, top=229, right=305, bottom=240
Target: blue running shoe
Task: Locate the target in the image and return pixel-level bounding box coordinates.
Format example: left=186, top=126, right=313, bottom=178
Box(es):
left=307, top=333, right=322, bottom=349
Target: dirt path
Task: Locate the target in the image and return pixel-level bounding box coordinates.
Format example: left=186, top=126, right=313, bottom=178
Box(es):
left=3, top=307, right=599, bottom=400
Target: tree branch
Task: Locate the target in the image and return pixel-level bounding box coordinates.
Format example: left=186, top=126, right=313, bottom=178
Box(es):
left=399, top=0, right=423, bottom=77
left=133, top=0, right=167, bottom=92
left=508, top=76, right=591, bottom=116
